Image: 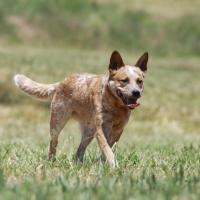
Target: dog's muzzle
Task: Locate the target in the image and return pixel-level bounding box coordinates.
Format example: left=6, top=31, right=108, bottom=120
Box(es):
left=116, top=89, right=140, bottom=109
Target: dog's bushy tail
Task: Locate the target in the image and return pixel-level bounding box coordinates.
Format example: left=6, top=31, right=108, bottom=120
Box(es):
left=14, top=74, right=59, bottom=101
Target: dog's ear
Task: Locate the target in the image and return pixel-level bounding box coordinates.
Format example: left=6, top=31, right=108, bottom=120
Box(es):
left=109, top=51, right=124, bottom=72
left=135, top=52, right=148, bottom=72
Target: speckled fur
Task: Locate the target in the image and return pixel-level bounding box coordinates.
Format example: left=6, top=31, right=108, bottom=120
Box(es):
left=14, top=51, right=148, bottom=167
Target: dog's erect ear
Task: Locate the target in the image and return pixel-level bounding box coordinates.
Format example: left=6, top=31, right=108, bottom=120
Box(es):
left=109, top=51, right=124, bottom=72
left=135, top=52, right=148, bottom=72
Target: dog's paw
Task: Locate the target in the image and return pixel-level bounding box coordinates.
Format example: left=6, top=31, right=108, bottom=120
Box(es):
left=110, top=158, right=119, bottom=168
left=107, top=151, right=117, bottom=168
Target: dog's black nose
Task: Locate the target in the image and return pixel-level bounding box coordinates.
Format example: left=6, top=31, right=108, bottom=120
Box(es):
left=132, top=90, right=141, bottom=98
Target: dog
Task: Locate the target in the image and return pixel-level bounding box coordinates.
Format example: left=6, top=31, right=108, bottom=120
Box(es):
left=14, top=51, right=148, bottom=167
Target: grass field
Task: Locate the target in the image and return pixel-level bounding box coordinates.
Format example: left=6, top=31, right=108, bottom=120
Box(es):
left=0, top=46, right=200, bottom=199
left=0, top=0, right=200, bottom=199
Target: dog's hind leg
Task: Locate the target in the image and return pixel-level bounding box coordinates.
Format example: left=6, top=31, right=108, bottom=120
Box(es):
left=48, top=92, right=72, bottom=160
left=75, top=124, right=95, bottom=163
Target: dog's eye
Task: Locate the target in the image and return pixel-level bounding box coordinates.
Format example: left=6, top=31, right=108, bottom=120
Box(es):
left=137, top=79, right=143, bottom=84
left=120, top=78, right=129, bottom=84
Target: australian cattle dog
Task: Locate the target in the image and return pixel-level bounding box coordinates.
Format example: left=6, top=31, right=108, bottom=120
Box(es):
left=14, top=51, right=149, bottom=167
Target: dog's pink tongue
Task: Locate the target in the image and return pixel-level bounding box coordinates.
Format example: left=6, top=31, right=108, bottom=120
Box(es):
left=127, top=103, right=140, bottom=109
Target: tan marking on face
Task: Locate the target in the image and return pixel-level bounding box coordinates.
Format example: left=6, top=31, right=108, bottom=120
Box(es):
left=112, top=68, right=129, bottom=82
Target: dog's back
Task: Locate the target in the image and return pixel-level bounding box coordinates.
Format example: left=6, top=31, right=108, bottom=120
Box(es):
left=57, top=73, right=104, bottom=121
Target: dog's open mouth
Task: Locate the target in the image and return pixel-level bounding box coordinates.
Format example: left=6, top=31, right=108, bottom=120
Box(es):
left=116, top=89, right=140, bottom=109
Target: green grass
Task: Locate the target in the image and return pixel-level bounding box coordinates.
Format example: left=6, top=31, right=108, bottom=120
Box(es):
left=0, top=46, right=200, bottom=199
left=0, top=139, right=200, bottom=200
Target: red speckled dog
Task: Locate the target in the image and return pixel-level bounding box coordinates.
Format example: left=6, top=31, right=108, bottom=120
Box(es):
left=14, top=51, right=148, bottom=167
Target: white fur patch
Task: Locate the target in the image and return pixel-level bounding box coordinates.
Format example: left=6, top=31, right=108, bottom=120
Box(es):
left=125, top=65, right=136, bottom=77
left=127, top=66, right=134, bottom=75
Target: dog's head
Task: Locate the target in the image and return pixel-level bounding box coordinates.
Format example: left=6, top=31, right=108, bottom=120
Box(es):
left=108, top=50, right=148, bottom=109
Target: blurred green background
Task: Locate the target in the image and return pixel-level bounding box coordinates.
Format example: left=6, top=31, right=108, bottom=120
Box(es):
left=0, top=1, right=200, bottom=199
left=0, top=0, right=200, bottom=56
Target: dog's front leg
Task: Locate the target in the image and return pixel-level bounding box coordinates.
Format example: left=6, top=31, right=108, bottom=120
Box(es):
left=95, top=119, right=116, bottom=167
